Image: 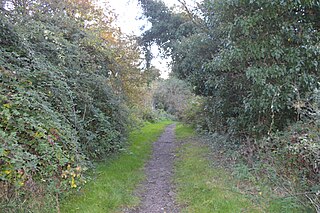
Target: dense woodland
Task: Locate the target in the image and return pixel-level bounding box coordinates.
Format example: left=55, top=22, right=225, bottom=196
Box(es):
left=0, top=0, right=319, bottom=212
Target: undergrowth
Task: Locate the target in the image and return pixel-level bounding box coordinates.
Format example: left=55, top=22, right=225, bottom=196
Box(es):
left=206, top=132, right=317, bottom=212
left=174, top=124, right=313, bottom=212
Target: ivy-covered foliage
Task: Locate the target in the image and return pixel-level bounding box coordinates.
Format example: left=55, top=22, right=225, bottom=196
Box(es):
left=201, top=0, right=320, bottom=136
left=0, top=0, right=148, bottom=211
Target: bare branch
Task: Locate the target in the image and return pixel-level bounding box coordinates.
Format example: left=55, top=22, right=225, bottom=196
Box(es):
left=177, top=0, right=210, bottom=33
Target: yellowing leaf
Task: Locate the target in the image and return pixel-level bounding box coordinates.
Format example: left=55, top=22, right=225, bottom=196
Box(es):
left=71, top=176, right=77, bottom=188
left=3, top=103, right=11, bottom=108
left=4, top=170, right=11, bottom=175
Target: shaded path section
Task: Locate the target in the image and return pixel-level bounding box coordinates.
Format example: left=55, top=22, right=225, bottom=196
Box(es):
left=126, top=124, right=179, bottom=213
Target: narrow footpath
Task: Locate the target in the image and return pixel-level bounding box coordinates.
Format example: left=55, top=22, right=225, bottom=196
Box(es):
left=126, top=124, right=179, bottom=213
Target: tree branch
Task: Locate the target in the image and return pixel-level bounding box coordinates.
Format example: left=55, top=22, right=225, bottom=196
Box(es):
left=177, top=0, right=210, bottom=34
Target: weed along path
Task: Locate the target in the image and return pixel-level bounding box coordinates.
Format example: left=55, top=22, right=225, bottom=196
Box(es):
left=126, top=124, right=180, bottom=213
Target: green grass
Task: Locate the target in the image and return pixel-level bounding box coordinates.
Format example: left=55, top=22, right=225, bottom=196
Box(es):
left=61, top=120, right=172, bottom=213
left=175, top=123, right=195, bottom=140
left=174, top=124, right=310, bottom=212
left=233, top=164, right=310, bottom=213
left=174, top=124, right=261, bottom=213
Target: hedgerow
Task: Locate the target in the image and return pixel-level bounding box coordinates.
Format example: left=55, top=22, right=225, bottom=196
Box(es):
left=0, top=0, right=141, bottom=211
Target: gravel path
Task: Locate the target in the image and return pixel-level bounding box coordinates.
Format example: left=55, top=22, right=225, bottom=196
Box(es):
left=125, top=124, right=180, bottom=213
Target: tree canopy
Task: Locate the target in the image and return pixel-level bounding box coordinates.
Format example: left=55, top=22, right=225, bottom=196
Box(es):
left=139, top=0, right=320, bottom=135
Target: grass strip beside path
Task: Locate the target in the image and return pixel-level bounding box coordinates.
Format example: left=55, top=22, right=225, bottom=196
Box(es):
left=174, top=124, right=261, bottom=213
left=61, top=120, right=172, bottom=213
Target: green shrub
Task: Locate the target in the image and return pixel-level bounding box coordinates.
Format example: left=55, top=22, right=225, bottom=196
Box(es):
left=0, top=1, right=131, bottom=211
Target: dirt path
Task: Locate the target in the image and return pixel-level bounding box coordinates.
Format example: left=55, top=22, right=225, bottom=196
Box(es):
left=125, top=124, right=180, bottom=213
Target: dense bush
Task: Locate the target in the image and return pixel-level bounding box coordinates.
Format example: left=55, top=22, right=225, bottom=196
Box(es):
left=0, top=0, right=147, bottom=211
left=175, top=0, right=320, bottom=137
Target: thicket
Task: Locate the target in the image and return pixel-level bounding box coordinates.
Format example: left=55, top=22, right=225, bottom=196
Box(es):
left=139, top=0, right=320, bottom=210
left=152, top=78, right=195, bottom=119
left=0, top=0, right=153, bottom=211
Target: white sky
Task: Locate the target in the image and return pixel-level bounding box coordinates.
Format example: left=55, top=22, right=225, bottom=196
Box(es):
left=104, top=0, right=198, bottom=78
left=108, top=0, right=185, bottom=35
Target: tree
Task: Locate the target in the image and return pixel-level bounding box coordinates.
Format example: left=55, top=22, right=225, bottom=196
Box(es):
left=201, top=0, right=320, bottom=135
left=139, top=0, right=320, bottom=136
left=138, top=0, right=197, bottom=67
